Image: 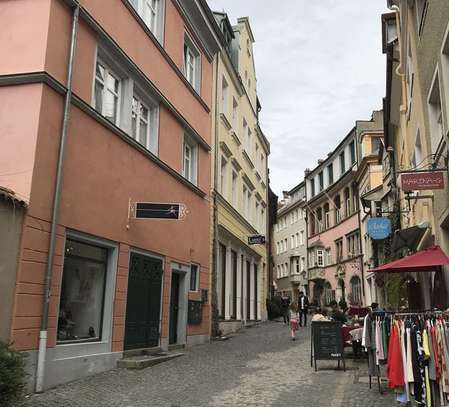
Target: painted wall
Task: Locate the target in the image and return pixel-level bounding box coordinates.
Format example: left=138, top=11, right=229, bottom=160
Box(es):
left=0, top=199, right=25, bottom=343
left=1, top=0, right=216, bottom=389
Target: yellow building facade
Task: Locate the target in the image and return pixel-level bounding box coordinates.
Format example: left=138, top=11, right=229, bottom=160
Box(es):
left=211, top=14, right=270, bottom=334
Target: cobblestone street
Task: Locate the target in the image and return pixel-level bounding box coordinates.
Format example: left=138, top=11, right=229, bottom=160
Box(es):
left=20, top=321, right=396, bottom=407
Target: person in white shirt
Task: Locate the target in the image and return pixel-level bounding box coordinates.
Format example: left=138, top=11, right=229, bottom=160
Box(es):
left=298, top=291, right=309, bottom=327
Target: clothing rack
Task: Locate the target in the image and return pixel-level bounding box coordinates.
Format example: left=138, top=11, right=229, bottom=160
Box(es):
left=366, top=309, right=448, bottom=407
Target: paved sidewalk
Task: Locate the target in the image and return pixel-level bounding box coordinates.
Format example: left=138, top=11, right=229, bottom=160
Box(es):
left=20, top=321, right=395, bottom=407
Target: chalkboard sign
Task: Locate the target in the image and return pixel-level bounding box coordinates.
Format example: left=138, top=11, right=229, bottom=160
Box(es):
left=188, top=300, right=203, bottom=325
left=311, top=321, right=345, bottom=371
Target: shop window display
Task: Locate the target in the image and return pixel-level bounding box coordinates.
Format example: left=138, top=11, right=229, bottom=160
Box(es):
left=57, top=239, right=108, bottom=343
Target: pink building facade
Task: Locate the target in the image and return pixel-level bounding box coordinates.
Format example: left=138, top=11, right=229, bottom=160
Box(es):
left=305, top=128, right=364, bottom=308
left=0, top=0, right=221, bottom=390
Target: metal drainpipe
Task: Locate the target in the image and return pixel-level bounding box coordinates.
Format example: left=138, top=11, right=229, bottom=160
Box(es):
left=35, top=3, right=80, bottom=393
left=211, top=52, right=220, bottom=337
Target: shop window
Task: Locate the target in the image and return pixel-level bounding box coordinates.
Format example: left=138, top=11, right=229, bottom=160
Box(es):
left=57, top=239, right=108, bottom=343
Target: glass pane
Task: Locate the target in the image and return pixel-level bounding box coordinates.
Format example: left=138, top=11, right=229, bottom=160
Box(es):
left=104, top=90, right=117, bottom=123
left=95, top=63, right=105, bottom=82
left=105, top=72, right=118, bottom=95
left=131, top=113, right=137, bottom=139
left=58, top=240, right=107, bottom=343
left=190, top=265, right=198, bottom=291
left=94, top=80, right=103, bottom=112
left=140, top=103, right=149, bottom=121
left=139, top=119, right=148, bottom=146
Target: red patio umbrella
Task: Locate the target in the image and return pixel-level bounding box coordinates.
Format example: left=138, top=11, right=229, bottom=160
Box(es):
left=370, top=246, right=449, bottom=273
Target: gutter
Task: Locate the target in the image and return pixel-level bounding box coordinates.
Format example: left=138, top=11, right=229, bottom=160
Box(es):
left=211, top=53, right=220, bottom=337
left=35, top=3, right=80, bottom=393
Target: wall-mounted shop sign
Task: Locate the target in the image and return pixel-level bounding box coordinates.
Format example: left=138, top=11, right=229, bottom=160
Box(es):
left=367, top=217, right=392, bottom=240
left=401, top=171, right=444, bottom=192
left=248, top=235, right=266, bottom=245
left=131, top=202, right=187, bottom=220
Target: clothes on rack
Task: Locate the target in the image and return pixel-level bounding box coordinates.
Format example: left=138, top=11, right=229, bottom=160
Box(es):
left=388, top=315, right=449, bottom=406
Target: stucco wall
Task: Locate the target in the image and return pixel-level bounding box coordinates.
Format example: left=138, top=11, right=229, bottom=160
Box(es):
left=0, top=199, right=25, bottom=343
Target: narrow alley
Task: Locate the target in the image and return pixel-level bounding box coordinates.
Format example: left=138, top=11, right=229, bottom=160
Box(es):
left=20, top=322, right=395, bottom=407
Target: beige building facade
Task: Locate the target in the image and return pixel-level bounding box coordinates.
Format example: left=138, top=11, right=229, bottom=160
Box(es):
left=273, top=183, right=308, bottom=301
left=211, top=13, right=270, bottom=335
left=379, top=0, right=449, bottom=309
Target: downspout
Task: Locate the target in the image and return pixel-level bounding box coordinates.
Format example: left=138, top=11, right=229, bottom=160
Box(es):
left=35, top=3, right=80, bottom=393
left=211, top=52, right=220, bottom=338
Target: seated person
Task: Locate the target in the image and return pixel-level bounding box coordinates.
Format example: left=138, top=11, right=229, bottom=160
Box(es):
left=330, top=302, right=347, bottom=324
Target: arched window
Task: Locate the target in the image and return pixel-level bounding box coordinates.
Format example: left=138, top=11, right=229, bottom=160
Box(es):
left=334, top=195, right=341, bottom=223
left=344, top=188, right=351, bottom=217
left=324, top=281, right=333, bottom=306
left=350, top=276, right=362, bottom=305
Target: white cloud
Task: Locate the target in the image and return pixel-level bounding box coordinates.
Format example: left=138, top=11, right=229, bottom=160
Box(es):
left=207, top=0, right=388, bottom=195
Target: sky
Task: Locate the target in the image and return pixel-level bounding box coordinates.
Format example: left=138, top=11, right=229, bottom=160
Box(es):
left=207, top=0, right=388, bottom=196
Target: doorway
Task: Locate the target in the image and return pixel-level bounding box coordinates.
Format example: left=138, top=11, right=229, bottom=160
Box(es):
left=124, top=252, right=163, bottom=350
left=246, top=261, right=251, bottom=320
left=169, top=273, right=180, bottom=344
left=169, top=266, right=188, bottom=345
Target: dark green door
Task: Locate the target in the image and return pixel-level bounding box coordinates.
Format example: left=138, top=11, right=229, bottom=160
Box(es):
left=124, top=253, right=163, bottom=350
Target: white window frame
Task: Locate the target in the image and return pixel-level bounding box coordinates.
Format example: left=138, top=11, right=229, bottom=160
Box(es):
left=220, top=156, right=228, bottom=197
left=427, top=68, right=445, bottom=154
left=231, top=170, right=238, bottom=208
left=184, top=34, right=201, bottom=93
left=221, top=76, right=228, bottom=116
left=183, top=134, right=198, bottom=185
left=232, top=97, right=238, bottom=130
left=131, top=92, right=159, bottom=154
left=94, top=59, right=122, bottom=126
left=129, top=0, right=165, bottom=43
left=317, top=250, right=324, bottom=267
left=189, top=263, right=200, bottom=292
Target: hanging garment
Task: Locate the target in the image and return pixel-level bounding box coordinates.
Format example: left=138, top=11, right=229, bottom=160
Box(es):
left=405, top=327, right=415, bottom=384
left=417, top=329, right=428, bottom=406
left=375, top=319, right=384, bottom=365
left=423, top=328, right=433, bottom=407
left=411, top=326, right=424, bottom=404
left=387, top=322, right=404, bottom=389
left=400, top=322, right=410, bottom=402
left=362, top=313, right=370, bottom=349
left=382, top=318, right=389, bottom=358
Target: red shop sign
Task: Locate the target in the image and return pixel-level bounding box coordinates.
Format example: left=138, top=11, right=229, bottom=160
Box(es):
left=401, top=171, right=445, bottom=191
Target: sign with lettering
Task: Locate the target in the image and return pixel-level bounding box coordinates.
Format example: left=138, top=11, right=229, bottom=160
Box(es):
left=248, top=235, right=266, bottom=245
left=311, top=321, right=345, bottom=371
left=401, top=171, right=444, bottom=191
left=131, top=202, right=187, bottom=220
left=367, top=217, right=392, bottom=240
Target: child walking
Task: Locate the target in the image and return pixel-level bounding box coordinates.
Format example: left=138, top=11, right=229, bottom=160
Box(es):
left=289, top=302, right=300, bottom=341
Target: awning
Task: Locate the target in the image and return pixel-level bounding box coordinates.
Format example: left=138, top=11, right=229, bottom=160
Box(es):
left=391, top=225, right=428, bottom=253
left=370, top=246, right=449, bottom=273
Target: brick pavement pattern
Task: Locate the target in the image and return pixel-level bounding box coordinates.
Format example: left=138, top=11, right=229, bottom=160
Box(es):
left=19, top=321, right=396, bottom=407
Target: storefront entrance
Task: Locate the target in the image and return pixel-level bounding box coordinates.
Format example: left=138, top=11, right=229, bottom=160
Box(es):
left=124, top=252, right=163, bottom=350
left=169, top=273, right=180, bottom=344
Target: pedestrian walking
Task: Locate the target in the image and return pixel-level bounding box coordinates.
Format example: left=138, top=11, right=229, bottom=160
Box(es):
left=289, top=303, right=299, bottom=340
left=298, top=291, right=309, bottom=327
left=280, top=296, right=291, bottom=324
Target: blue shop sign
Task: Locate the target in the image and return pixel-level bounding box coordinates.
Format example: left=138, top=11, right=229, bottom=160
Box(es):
left=367, top=217, right=392, bottom=240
